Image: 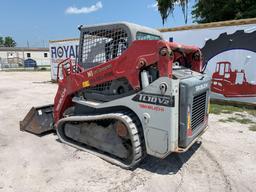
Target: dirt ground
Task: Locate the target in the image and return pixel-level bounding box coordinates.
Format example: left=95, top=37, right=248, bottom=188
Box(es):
left=0, top=72, right=255, bottom=192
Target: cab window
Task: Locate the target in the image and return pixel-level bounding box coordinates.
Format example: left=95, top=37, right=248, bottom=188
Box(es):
left=136, top=32, right=161, bottom=40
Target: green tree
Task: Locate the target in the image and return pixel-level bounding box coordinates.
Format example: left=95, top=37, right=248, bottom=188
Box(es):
left=0, top=36, right=3, bottom=47
left=156, top=0, right=189, bottom=25
left=192, top=0, right=256, bottom=23
left=4, top=36, right=16, bottom=47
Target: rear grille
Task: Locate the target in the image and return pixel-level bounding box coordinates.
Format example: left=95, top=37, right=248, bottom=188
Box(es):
left=191, top=92, right=206, bottom=131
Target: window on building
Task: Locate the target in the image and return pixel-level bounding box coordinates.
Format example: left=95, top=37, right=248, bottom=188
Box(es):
left=27, top=53, right=31, bottom=58
left=44, top=53, right=48, bottom=58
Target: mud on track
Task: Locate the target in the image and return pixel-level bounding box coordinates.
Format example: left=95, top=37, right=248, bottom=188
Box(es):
left=0, top=72, right=255, bottom=192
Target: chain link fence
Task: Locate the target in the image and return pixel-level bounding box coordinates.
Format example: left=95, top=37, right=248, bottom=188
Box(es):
left=0, top=57, right=51, bottom=71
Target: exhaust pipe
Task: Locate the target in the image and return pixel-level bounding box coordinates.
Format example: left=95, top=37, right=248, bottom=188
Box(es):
left=141, top=70, right=149, bottom=88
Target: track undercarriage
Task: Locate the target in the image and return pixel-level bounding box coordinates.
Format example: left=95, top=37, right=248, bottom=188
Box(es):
left=57, top=110, right=144, bottom=169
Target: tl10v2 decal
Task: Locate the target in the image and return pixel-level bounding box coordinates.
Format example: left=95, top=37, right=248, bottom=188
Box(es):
left=132, top=92, right=175, bottom=107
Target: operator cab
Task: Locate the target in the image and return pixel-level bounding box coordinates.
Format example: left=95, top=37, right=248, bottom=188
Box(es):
left=78, top=22, right=163, bottom=69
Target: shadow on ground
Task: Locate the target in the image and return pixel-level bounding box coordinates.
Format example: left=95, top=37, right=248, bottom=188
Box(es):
left=21, top=130, right=55, bottom=137
left=27, top=128, right=201, bottom=175
left=138, top=141, right=201, bottom=175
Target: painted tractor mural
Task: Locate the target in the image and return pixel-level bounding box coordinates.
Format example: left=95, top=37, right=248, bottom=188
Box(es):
left=211, top=61, right=256, bottom=97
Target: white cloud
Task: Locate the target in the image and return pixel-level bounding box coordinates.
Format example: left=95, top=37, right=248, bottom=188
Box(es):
left=66, top=1, right=103, bottom=15
left=147, top=2, right=158, bottom=11
left=147, top=2, right=158, bottom=9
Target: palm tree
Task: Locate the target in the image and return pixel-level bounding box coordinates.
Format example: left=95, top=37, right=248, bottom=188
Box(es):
left=156, top=0, right=189, bottom=25
left=4, top=36, right=16, bottom=47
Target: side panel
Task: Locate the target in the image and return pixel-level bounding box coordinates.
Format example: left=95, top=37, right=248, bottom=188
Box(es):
left=129, top=78, right=179, bottom=158
left=146, top=128, right=168, bottom=154
left=73, top=77, right=180, bottom=158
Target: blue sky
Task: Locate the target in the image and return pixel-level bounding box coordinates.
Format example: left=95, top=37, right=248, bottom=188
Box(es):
left=0, top=0, right=196, bottom=47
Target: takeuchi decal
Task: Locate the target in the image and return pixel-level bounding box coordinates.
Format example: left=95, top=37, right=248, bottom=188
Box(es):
left=139, top=104, right=165, bottom=112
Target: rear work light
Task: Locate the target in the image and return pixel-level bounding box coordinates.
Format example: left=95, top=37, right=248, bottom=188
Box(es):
left=187, top=106, right=192, bottom=136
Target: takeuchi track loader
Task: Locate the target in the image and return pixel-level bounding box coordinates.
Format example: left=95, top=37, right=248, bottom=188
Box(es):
left=20, top=22, right=211, bottom=169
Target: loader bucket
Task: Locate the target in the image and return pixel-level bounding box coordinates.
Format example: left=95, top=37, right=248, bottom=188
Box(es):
left=20, top=104, right=54, bottom=135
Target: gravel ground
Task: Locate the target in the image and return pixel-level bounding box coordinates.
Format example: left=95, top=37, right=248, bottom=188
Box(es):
left=0, top=72, right=255, bottom=192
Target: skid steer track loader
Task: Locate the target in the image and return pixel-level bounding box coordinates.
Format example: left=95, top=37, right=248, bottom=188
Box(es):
left=20, top=22, right=211, bottom=169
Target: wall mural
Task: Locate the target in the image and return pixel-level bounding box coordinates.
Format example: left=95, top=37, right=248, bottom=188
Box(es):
left=201, top=30, right=256, bottom=100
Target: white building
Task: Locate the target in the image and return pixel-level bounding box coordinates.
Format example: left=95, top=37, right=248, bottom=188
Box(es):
left=0, top=47, right=50, bottom=67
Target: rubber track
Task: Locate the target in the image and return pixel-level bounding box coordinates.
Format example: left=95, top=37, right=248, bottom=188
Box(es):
left=56, top=112, right=144, bottom=169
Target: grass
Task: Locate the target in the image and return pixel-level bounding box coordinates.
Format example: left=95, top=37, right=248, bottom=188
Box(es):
left=214, top=104, right=256, bottom=132
left=210, top=103, right=256, bottom=117
left=236, top=118, right=254, bottom=124
left=1, top=68, right=50, bottom=72
left=249, top=124, right=256, bottom=132
left=0, top=65, right=51, bottom=72
left=219, top=117, right=253, bottom=124
left=234, top=113, right=246, bottom=118
left=211, top=104, right=256, bottom=131
left=247, top=109, right=256, bottom=117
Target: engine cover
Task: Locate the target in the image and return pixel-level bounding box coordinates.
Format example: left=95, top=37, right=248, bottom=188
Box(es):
left=175, top=69, right=211, bottom=147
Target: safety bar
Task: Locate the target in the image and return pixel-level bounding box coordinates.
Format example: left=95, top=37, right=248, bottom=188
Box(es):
left=57, top=58, right=83, bottom=81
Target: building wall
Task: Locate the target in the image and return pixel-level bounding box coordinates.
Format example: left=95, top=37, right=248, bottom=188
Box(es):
left=23, top=51, right=50, bottom=65
left=161, top=23, right=256, bottom=105
left=0, top=49, right=50, bottom=66
left=0, top=52, right=7, bottom=59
